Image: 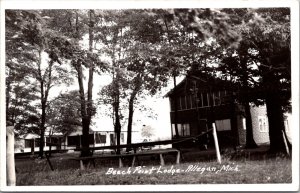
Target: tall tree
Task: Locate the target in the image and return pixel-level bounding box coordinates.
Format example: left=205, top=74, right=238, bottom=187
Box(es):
left=218, top=8, right=291, bottom=153
left=5, top=11, right=41, bottom=136
left=77, top=9, right=97, bottom=157
left=95, top=10, right=129, bottom=153
left=43, top=10, right=107, bottom=157
left=6, top=10, right=72, bottom=158
left=121, top=10, right=170, bottom=147
left=252, top=8, right=291, bottom=153
left=218, top=46, right=259, bottom=148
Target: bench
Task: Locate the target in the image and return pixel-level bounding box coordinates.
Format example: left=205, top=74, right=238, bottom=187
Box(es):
left=69, top=148, right=180, bottom=170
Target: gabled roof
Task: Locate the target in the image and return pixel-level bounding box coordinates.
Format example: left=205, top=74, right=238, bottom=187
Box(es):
left=165, top=70, right=235, bottom=97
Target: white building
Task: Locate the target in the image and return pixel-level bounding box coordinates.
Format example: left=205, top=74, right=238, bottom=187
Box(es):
left=14, top=125, right=140, bottom=154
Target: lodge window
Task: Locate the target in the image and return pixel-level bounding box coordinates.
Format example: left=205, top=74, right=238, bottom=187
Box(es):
left=68, top=136, right=80, bottom=146
left=25, top=139, right=44, bottom=147
left=186, top=95, right=191, bottom=109
left=110, top=134, right=115, bottom=145
left=258, top=116, right=268, bottom=133
left=46, top=137, right=60, bottom=146
left=25, top=139, right=33, bottom=148
left=190, top=95, right=195, bottom=109
left=202, top=93, right=209, bottom=107
left=220, top=90, right=226, bottom=104
left=35, top=138, right=43, bottom=147
left=170, top=90, right=228, bottom=112
left=197, top=93, right=203, bottom=107
left=46, top=137, right=51, bottom=146
left=179, top=96, right=185, bottom=110
left=121, top=133, right=124, bottom=143
left=88, top=134, right=94, bottom=145
left=213, top=91, right=221, bottom=106
left=95, top=133, right=106, bottom=144
left=215, top=119, right=231, bottom=131
left=176, top=97, right=181, bottom=110
left=172, top=123, right=190, bottom=137
left=170, top=98, right=175, bottom=111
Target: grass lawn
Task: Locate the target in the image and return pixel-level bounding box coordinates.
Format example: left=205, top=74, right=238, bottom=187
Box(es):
left=15, top=150, right=292, bottom=185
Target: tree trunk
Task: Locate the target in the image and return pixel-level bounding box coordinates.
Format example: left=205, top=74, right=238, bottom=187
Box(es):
left=81, top=118, right=91, bottom=157
left=114, top=94, right=121, bottom=154
left=73, top=60, right=89, bottom=157
left=126, top=91, right=138, bottom=151
left=48, top=136, right=52, bottom=157
left=80, top=9, right=95, bottom=158
left=239, top=52, right=258, bottom=149
left=6, top=125, right=16, bottom=186
left=38, top=52, right=54, bottom=159
left=266, top=92, right=286, bottom=154
left=262, top=67, right=287, bottom=154
left=229, top=93, right=239, bottom=148
left=39, top=99, right=46, bottom=158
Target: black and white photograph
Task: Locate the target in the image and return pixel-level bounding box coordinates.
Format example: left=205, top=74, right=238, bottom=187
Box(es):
left=0, top=0, right=299, bottom=191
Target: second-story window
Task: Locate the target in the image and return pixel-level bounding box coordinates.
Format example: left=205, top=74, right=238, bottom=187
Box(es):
left=181, top=96, right=187, bottom=110
left=176, top=97, right=181, bottom=110
left=170, top=98, right=175, bottom=111
left=220, top=90, right=226, bottom=104
left=202, top=93, right=209, bottom=107
left=213, top=91, right=221, bottom=106
left=186, top=95, right=191, bottom=109
left=258, top=116, right=268, bottom=132
left=196, top=93, right=203, bottom=108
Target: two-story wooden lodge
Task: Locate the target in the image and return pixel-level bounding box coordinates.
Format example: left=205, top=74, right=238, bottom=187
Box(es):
left=165, top=71, right=273, bottom=149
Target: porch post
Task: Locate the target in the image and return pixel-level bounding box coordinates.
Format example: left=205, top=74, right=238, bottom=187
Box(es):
left=6, top=125, right=16, bottom=186
left=212, top=123, right=221, bottom=164
left=31, top=138, right=35, bottom=155
left=94, top=132, right=96, bottom=147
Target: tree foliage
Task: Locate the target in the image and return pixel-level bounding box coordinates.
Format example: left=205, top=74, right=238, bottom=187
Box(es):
left=6, top=10, right=74, bottom=157
left=6, top=8, right=291, bottom=157
left=47, top=91, right=82, bottom=136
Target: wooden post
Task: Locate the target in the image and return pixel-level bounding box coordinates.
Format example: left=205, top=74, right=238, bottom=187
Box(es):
left=6, top=125, right=16, bottom=186
left=80, top=160, right=85, bottom=170
left=44, top=136, right=47, bottom=149
left=45, top=153, right=54, bottom=171
left=94, top=132, right=96, bottom=147
left=65, top=136, right=68, bottom=150
left=176, top=151, right=180, bottom=164
left=132, top=156, right=136, bottom=167
left=79, top=135, right=82, bottom=148
left=159, top=154, right=165, bottom=166
left=212, top=123, right=221, bottom=164
left=282, top=130, right=290, bottom=156
left=31, top=138, right=35, bottom=155
left=119, top=157, right=123, bottom=168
